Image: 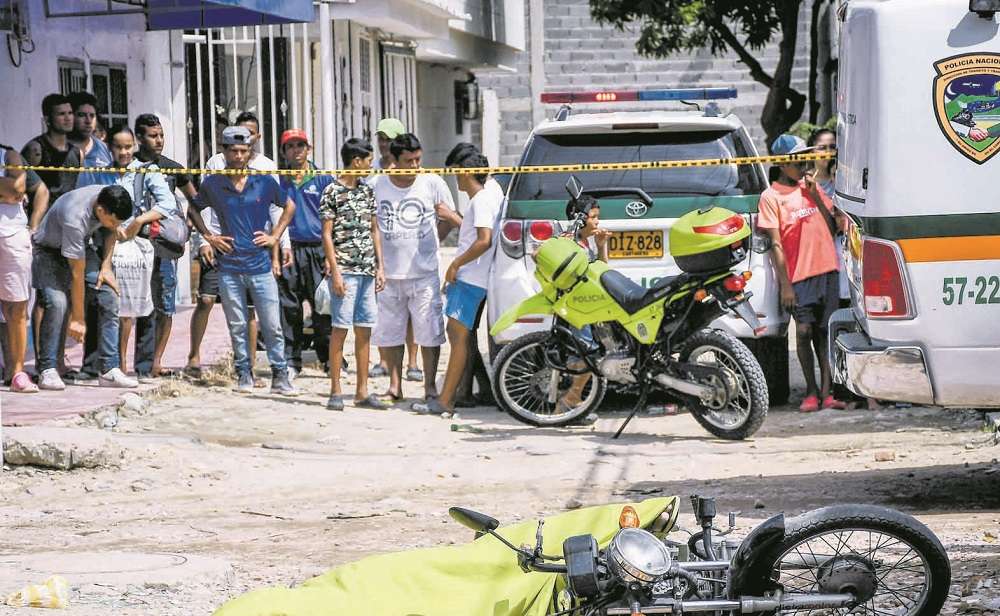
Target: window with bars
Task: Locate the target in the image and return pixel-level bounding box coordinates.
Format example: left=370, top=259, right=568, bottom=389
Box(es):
left=359, top=37, right=371, bottom=94
left=57, top=59, right=129, bottom=131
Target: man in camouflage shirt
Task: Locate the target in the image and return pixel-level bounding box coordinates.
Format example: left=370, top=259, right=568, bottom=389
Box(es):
left=319, top=138, right=386, bottom=411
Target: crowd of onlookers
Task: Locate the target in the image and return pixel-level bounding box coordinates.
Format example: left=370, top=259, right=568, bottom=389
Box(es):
left=0, top=88, right=876, bottom=416
left=1, top=91, right=501, bottom=416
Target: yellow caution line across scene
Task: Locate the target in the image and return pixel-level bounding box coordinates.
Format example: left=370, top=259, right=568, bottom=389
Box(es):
left=2, top=152, right=834, bottom=177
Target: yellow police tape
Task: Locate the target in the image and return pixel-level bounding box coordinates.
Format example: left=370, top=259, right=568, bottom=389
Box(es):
left=2, top=152, right=833, bottom=178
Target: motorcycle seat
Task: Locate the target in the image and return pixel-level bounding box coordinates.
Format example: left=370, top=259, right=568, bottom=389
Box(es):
left=599, top=270, right=683, bottom=314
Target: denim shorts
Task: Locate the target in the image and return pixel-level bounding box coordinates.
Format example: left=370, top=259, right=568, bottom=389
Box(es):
left=329, top=274, right=377, bottom=329
left=153, top=257, right=177, bottom=316
left=444, top=279, right=487, bottom=331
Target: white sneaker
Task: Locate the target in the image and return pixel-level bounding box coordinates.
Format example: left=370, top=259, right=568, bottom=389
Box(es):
left=99, top=368, right=139, bottom=389
left=38, top=369, right=66, bottom=391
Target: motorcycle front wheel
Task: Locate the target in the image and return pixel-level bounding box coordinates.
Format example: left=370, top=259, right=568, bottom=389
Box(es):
left=678, top=329, right=769, bottom=440
left=753, top=505, right=951, bottom=615
left=492, top=332, right=606, bottom=427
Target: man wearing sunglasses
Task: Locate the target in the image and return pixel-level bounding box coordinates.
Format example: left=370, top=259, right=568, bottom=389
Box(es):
left=757, top=134, right=846, bottom=414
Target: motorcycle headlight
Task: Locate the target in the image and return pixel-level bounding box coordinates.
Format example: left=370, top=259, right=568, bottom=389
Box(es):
left=607, top=528, right=672, bottom=585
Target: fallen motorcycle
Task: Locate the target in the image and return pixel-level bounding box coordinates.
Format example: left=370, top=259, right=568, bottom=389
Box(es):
left=490, top=177, right=769, bottom=439
left=213, top=496, right=950, bottom=616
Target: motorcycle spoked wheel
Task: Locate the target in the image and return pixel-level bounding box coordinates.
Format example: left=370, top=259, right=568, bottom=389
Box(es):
left=750, top=505, right=951, bottom=616
left=492, top=332, right=607, bottom=427
left=677, top=329, right=769, bottom=440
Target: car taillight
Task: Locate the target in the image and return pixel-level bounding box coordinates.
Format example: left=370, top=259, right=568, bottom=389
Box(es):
left=502, top=220, right=522, bottom=243
left=862, top=238, right=912, bottom=318
left=693, top=215, right=745, bottom=235
left=528, top=220, right=554, bottom=241
left=723, top=275, right=746, bottom=292
left=500, top=220, right=525, bottom=259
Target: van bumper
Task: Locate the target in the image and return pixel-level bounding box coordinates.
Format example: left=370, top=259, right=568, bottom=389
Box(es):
left=829, top=309, right=935, bottom=405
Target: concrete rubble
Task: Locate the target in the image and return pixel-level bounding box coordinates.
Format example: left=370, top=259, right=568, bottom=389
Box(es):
left=1, top=427, right=123, bottom=470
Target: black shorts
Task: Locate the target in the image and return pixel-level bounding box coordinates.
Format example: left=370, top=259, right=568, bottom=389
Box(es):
left=198, top=259, right=254, bottom=308
left=792, top=271, right=839, bottom=328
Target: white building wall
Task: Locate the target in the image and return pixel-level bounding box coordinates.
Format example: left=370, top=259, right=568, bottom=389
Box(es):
left=0, top=0, right=190, bottom=301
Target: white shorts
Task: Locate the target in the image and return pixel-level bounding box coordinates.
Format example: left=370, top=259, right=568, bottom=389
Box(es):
left=372, top=275, right=446, bottom=348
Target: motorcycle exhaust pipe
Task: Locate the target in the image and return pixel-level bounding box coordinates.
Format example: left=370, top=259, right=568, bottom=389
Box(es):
left=653, top=373, right=713, bottom=399
left=606, top=593, right=856, bottom=615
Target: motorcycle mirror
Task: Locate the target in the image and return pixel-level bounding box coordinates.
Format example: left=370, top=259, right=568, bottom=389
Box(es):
left=449, top=507, right=500, bottom=533
left=565, top=175, right=584, bottom=201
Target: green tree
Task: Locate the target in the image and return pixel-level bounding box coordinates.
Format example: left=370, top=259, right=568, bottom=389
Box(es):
left=590, top=0, right=810, bottom=146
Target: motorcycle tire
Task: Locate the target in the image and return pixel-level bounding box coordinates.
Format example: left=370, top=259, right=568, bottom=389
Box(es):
left=492, top=331, right=607, bottom=427
left=739, top=504, right=951, bottom=616
left=678, top=329, right=768, bottom=440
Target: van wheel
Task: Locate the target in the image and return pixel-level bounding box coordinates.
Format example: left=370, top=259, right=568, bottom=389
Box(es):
left=742, top=335, right=789, bottom=407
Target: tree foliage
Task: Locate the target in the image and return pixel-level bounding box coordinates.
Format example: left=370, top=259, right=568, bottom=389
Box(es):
left=590, top=0, right=811, bottom=145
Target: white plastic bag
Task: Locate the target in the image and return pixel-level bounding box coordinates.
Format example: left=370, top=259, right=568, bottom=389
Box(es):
left=314, top=276, right=331, bottom=316
left=113, top=237, right=154, bottom=318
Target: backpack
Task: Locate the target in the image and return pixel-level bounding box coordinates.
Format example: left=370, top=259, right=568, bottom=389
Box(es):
left=132, top=162, right=190, bottom=260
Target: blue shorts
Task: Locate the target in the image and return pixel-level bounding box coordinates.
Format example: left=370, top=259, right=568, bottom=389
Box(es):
left=153, top=257, right=177, bottom=316
left=444, top=279, right=487, bottom=331
left=330, top=273, right=377, bottom=329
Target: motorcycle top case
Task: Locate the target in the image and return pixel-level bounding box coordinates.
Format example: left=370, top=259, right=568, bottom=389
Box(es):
left=669, top=207, right=751, bottom=274
left=535, top=237, right=590, bottom=290
left=213, top=497, right=679, bottom=616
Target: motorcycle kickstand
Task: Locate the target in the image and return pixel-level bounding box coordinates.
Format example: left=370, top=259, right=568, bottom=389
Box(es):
left=612, top=386, right=648, bottom=439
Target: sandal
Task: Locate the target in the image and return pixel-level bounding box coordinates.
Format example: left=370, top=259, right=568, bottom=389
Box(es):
left=798, top=395, right=821, bottom=413
left=10, top=372, right=39, bottom=394
left=183, top=365, right=203, bottom=379
left=405, top=367, right=424, bottom=382
left=378, top=390, right=404, bottom=402
left=355, top=395, right=389, bottom=410
left=822, top=395, right=847, bottom=410
left=155, top=368, right=179, bottom=378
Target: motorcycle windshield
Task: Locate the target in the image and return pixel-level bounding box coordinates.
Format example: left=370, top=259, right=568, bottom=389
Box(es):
left=214, top=497, right=677, bottom=616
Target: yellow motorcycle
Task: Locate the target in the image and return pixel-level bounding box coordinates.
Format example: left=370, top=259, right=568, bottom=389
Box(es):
left=490, top=178, right=769, bottom=439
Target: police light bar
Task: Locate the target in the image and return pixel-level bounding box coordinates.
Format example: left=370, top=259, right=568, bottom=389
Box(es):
left=541, top=87, right=738, bottom=104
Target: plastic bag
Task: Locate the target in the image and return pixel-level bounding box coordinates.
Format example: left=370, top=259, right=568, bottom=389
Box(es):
left=113, top=237, right=155, bottom=318
left=314, top=277, right=331, bottom=316
left=5, top=575, right=70, bottom=608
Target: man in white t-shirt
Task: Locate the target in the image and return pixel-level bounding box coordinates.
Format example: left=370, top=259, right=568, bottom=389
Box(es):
left=372, top=133, right=457, bottom=401
left=413, top=148, right=503, bottom=417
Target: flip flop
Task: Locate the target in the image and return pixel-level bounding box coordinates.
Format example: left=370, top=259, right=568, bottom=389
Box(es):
left=183, top=366, right=203, bottom=379
left=10, top=372, right=39, bottom=394
left=156, top=368, right=179, bottom=378
left=377, top=391, right=403, bottom=402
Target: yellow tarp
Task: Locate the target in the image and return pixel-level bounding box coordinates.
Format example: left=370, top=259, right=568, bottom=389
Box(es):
left=214, top=497, right=677, bottom=616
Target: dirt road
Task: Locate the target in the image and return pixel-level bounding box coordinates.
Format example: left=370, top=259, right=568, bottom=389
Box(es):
left=1, top=360, right=998, bottom=614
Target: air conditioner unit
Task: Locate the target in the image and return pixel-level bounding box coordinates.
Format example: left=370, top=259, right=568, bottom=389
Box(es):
left=0, top=0, right=30, bottom=39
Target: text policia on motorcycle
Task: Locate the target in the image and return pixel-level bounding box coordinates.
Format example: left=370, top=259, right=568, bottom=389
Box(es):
left=10, top=1, right=1000, bottom=612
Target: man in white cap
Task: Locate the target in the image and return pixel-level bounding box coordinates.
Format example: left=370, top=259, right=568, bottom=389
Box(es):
left=191, top=126, right=298, bottom=396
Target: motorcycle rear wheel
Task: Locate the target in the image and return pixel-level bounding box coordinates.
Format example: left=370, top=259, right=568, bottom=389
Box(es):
left=678, top=329, right=768, bottom=440
left=492, top=332, right=606, bottom=427
left=753, top=505, right=951, bottom=615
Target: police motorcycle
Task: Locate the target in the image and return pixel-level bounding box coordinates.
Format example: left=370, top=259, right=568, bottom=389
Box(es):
left=214, top=496, right=950, bottom=616
left=490, top=177, right=769, bottom=439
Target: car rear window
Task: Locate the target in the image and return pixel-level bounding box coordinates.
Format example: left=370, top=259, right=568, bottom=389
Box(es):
left=508, top=130, right=765, bottom=201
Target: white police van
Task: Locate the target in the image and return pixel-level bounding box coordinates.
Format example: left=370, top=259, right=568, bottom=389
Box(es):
left=487, top=88, right=792, bottom=404
left=830, top=0, right=1000, bottom=408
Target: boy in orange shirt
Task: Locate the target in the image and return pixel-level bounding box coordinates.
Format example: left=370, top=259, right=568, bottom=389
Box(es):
left=758, top=134, right=846, bottom=413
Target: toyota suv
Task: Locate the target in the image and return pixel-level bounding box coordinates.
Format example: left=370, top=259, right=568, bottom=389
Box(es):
left=486, top=90, right=791, bottom=403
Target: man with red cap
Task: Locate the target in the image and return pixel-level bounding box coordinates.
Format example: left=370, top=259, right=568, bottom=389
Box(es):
left=277, top=129, right=334, bottom=376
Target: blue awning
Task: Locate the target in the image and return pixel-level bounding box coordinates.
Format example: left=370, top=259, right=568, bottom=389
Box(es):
left=146, top=0, right=315, bottom=30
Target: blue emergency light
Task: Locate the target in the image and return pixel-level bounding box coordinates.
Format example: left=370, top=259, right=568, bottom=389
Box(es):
left=541, top=87, right=738, bottom=104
